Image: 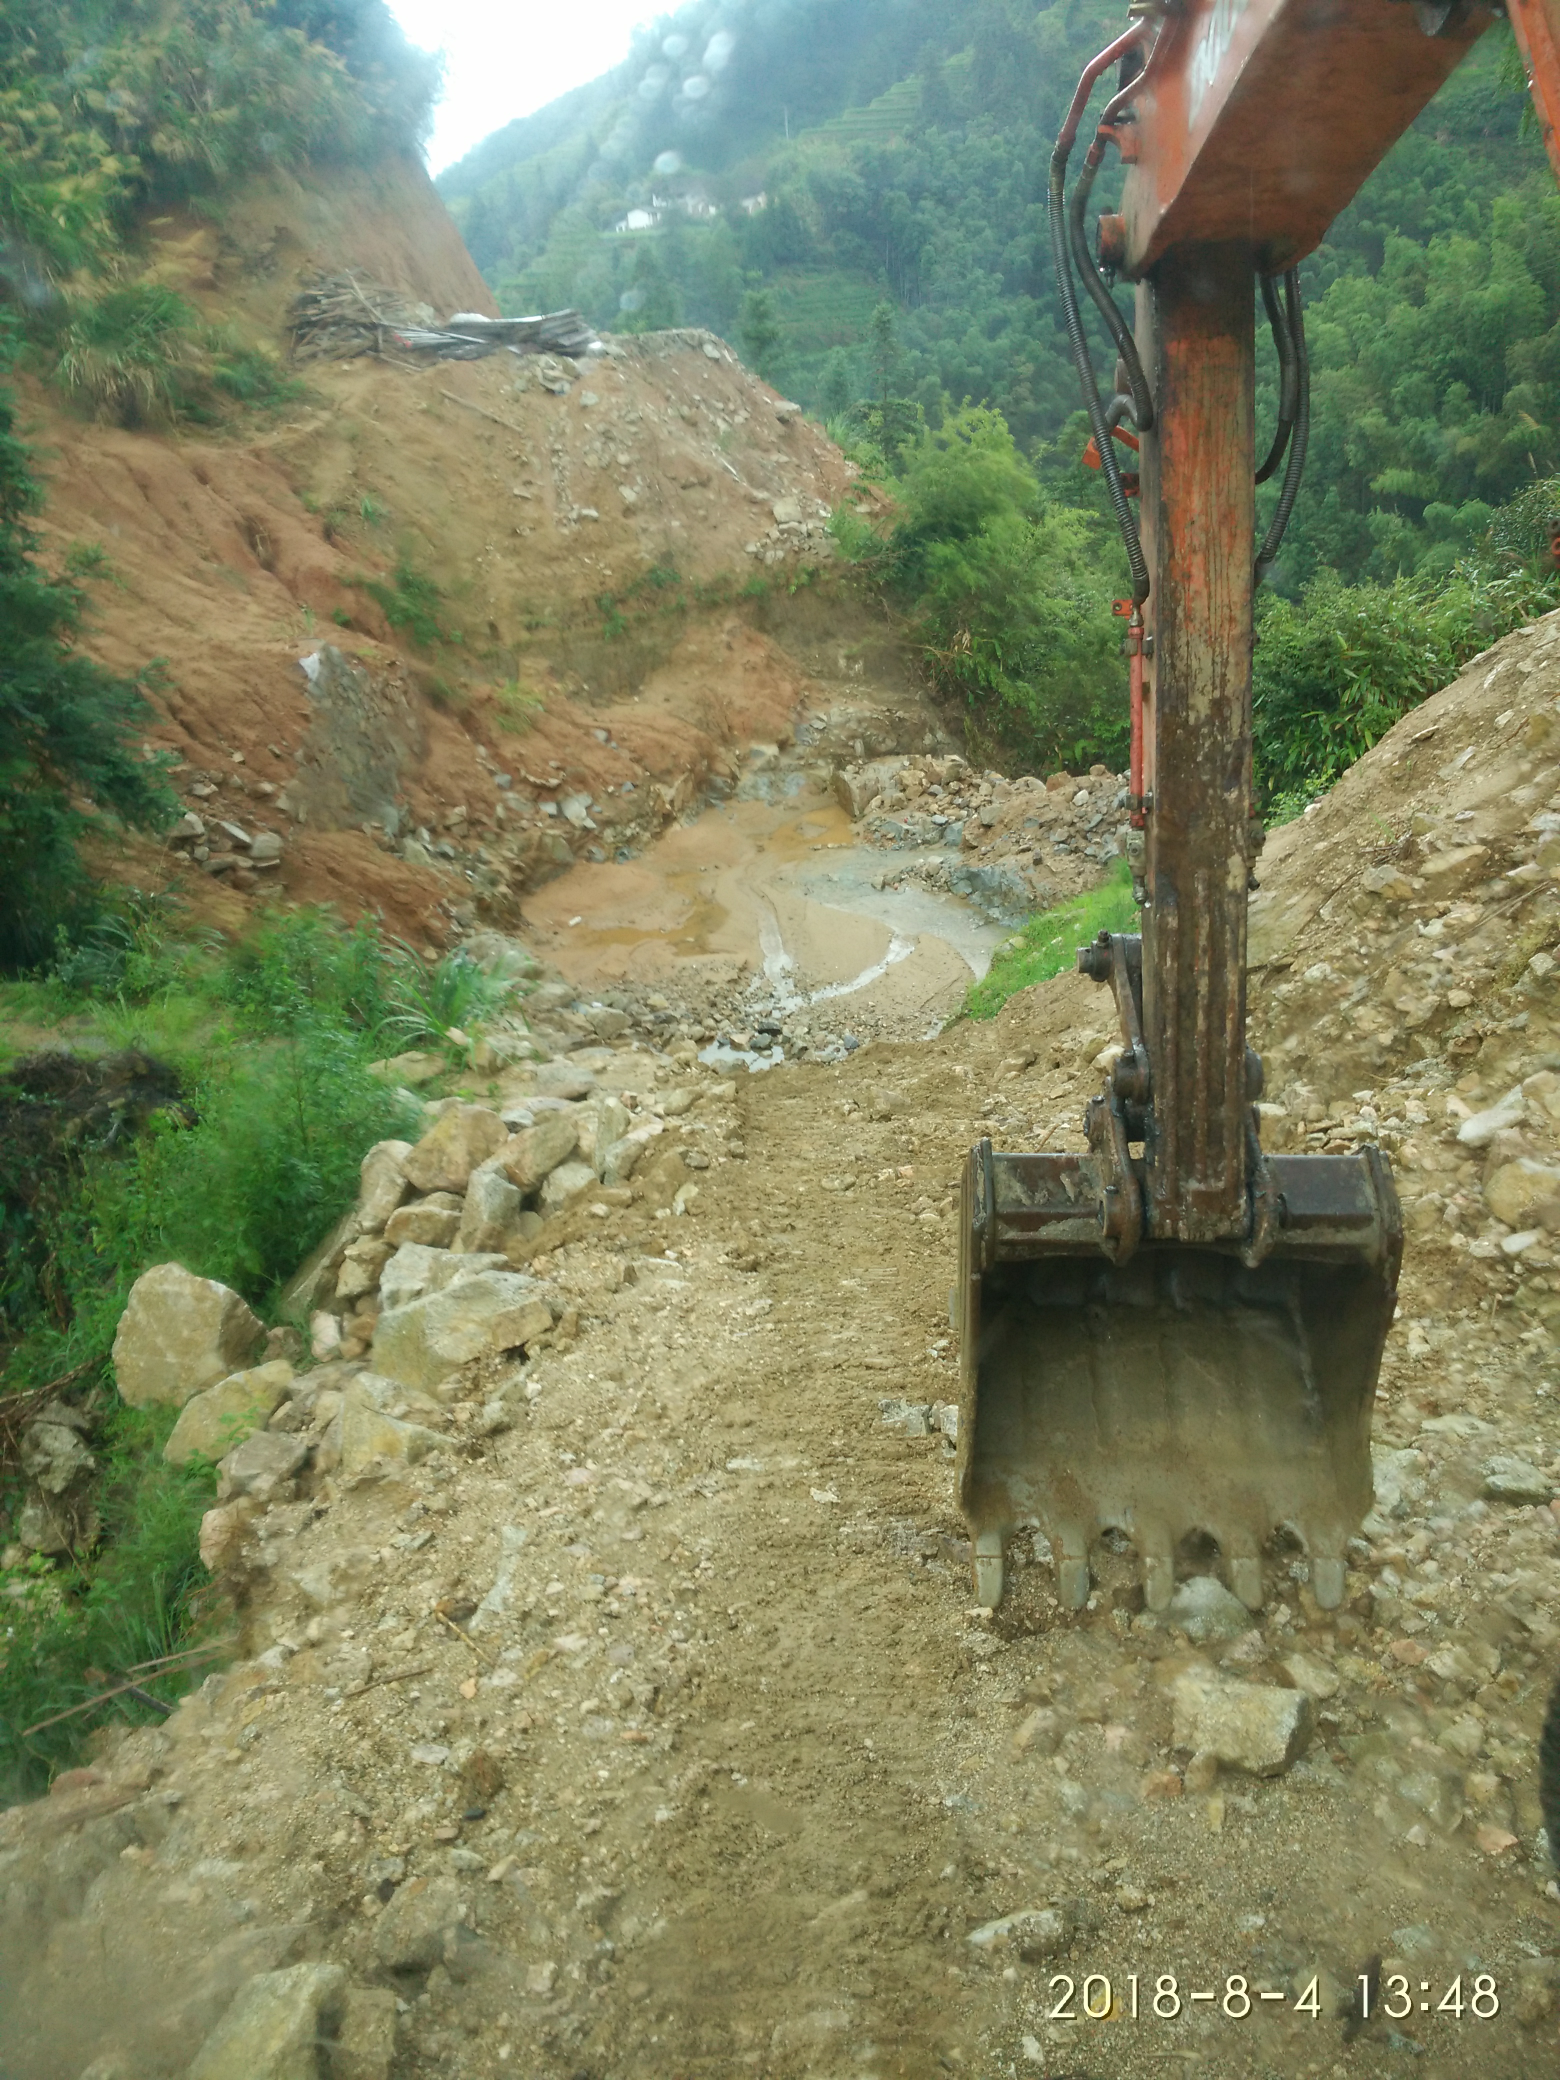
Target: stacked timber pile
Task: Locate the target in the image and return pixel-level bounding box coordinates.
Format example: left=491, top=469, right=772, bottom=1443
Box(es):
left=288, top=272, right=596, bottom=363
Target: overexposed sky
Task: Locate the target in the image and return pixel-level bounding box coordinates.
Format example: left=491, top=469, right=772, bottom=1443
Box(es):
left=387, top=0, right=663, bottom=174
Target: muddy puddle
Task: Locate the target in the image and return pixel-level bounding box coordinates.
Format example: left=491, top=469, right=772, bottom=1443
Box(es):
left=519, top=794, right=1008, bottom=1036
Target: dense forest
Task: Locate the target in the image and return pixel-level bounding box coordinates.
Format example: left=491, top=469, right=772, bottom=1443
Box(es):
left=439, top=0, right=1560, bottom=599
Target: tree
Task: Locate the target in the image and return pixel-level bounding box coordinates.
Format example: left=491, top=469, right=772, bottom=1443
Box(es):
left=0, top=368, right=176, bottom=969
left=915, top=44, right=955, bottom=131
left=818, top=347, right=855, bottom=421
left=738, top=288, right=784, bottom=384
left=867, top=300, right=902, bottom=405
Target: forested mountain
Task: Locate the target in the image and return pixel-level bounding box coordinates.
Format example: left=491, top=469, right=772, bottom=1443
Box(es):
left=438, top=0, right=1560, bottom=594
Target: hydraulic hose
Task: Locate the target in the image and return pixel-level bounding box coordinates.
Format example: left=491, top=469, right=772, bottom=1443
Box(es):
left=1255, top=270, right=1299, bottom=486
left=1255, top=269, right=1309, bottom=584
left=1051, top=26, right=1151, bottom=606
left=1068, top=149, right=1154, bottom=435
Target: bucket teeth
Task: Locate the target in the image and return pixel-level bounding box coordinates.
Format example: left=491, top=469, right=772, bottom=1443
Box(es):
left=1312, top=1555, right=1347, bottom=1609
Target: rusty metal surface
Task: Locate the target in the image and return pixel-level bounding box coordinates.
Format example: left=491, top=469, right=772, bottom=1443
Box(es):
left=1509, top=0, right=1560, bottom=186
left=1119, top=0, right=1490, bottom=278
left=955, top=1140, right=1402, bottom=1613
left=1136, top=247, right=1255, bottom=1244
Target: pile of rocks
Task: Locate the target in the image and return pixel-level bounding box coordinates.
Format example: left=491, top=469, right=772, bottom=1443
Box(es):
left=83, top=1040, right=742, bottom=1569
left=164, top=805, right=285, bottom=891
left=836, top=753, right=1133, bottom=923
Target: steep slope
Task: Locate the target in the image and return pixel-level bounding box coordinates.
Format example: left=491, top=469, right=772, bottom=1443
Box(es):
left=21, top=163, right=901, bottom=948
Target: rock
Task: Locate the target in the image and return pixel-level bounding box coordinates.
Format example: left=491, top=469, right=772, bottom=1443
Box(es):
left=401, top=1105, right=507, bottom=1194
left=966, top=1908, right=1070, bottom=1961
left=186, top=1962, right=346, bottom=2080
left=1458, top=1087, right=1526, bottom=1148
left=458, top=1158, right=524, bottom=1251
left=249, top=832, right=284, bottom=864
left=1366, top=1445, right=1427, bottom=1532
left=879, top=1397, right=933, bottom=1438
left=334, top=1238, right=391, bottom=1302
left=371, top=1271, right=558, bottom=1390
left=1171, top=1673, right=1314, bottom=1776
left=356, top=1141, right=413, bottom=1232
left=1011, top=1709, right=1063, bottom=1757
left=1485, top=1158, right=1560, bottom=1229
left=199, top=1500, right=259, bottom=1571
left=599, top=1123, right=662, bottom=1186
left=164, top=1361, right=294, bottom=1467
left=1482, top=1454, right=1555, bottom=1504
left=216, top=1429, right=311, bottom=1503
left=1420, top=842, right=1488, bottom=890
left=17, top=1494, right=83, bottom=1553
left=578, top=1094, right=632, bottom=1170
left=379, top=1243, right=507, bottom=1313
left=279, top=1210, right=358, bottom=1323
left=498, top=1111, right=580, bottom=1192
left=1361, top=863, right=1414, bottom=902
left=1280, top=1650, right=1340, bottom=1702
left=535, top=1061, right=594, bottom=1100
left=332, top=1986, right=398, bottom=2080
left=372, top=1876, right=464, bottom=1972
left=539, top=1158, right=597, bottom=1214
left=1166, top=1575, right=1253, bottom=1642
left=309, top=1312, right=343, bottom=1362
left=366, top=1050, right=445, bottom=1087
left=336, top=1380, right=443, bottom=1475
left=112, top=1264, right=265, bottom=1410
left=19, top=1421, right=93, bottom=1495
left=383, top=1197, right=463, bottom=1248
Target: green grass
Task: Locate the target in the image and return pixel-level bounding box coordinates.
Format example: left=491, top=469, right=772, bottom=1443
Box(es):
left=0, top=1404, right=218, bottom=1803
left=963, top=859, right=1138, bottom=1021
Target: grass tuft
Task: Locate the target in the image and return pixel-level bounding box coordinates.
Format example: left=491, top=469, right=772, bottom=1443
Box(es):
left=963, top=859, right=1138, bottom=1021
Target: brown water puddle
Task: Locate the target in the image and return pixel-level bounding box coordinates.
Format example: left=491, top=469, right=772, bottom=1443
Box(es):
left=520, top=794, right=996, bottom=1033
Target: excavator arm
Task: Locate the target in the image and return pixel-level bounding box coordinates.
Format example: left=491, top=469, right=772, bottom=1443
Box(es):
left=957, top=0, right=1560, bottom=1614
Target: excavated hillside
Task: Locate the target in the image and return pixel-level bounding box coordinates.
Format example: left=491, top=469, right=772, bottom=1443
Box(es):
left=7, top=616, right=1560, bottom=2080
left=21, top=154, right=942, bottom=956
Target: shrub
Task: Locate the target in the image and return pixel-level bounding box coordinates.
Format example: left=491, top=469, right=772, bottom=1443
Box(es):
left=833, top=404, right=1127, bottom=773
left=0, top=365, right=177, bottom=971
left=1253, top=550, right=1560, bottom=808
left=357, top=555, right=459, bottom=647
left=52, top=283, right=203, bottom=426
left=0, top=1404, right=216, bottom=1803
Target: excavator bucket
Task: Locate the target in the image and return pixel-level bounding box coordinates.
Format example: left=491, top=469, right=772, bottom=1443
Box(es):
left=955, top=1133, right=1402, bottom=1614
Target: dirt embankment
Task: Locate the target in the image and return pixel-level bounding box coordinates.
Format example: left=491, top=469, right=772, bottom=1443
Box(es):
left=23, top=158, right=927, bottom=949
left=8, top=623, right=1560, bottom=2080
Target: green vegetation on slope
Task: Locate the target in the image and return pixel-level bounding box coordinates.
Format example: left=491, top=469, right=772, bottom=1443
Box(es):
left=0, top=903, right=507, bottom=1798
left=0, top=346, right=177, bottom=970
left=964, top=858, right=1136, bottom=1020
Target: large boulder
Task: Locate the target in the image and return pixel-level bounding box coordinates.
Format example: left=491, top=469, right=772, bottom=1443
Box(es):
left=539, top=1158, right=597, bottom=1215
left=186, top=1961, right=346, bottom=2080
left=383, top=1196, right=462, bottom=1248
left=379, top=1244, right=505, bottom=1314
left=336, top=1378, right=443, bottom=1475
left=163, top=1360, right=295, bottom=1467
left=216, top=1429, right=311, bottom=1503
left=355, top=1139, right=413, bottom=1233
left=498, top=1110, right=579, bottom=1193
left=1484, top=1157, right=1560, bottom=1230
left=113, top=1264, right=265, bottom=1410
left=457, top=1158, right=524, bottom=1251
left=401, top=1106, right=507, bottom=1193
left=371, top=1271, right=557, bottom=1390
left=576, top=1095, right=631, bottom=1171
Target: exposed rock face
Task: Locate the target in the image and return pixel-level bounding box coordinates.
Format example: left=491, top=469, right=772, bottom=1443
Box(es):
left=112, top=1264, right=266, bottom=1410
left=164, top=1361, right=295, bottom=1467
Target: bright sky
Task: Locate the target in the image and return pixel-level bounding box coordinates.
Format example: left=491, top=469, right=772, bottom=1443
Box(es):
left=387, top=0, right=662, bottom=175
